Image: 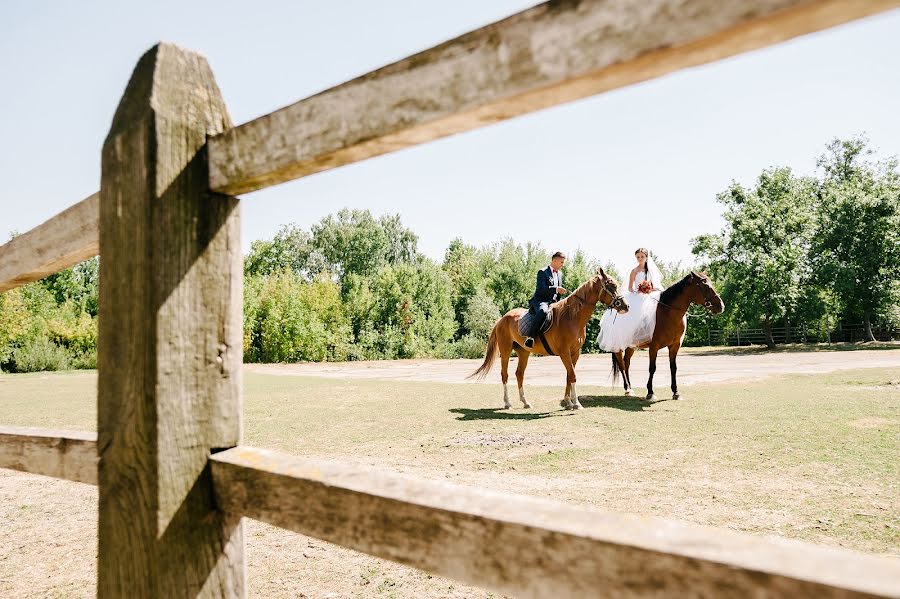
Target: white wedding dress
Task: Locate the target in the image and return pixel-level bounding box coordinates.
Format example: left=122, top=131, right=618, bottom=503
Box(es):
left=597, top=270, right=662, bottom=352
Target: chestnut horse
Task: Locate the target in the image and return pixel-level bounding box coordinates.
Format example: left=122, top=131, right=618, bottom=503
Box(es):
left=611, top=272, right=723, bottom=400
left=471, top=269, right=627, bottom=410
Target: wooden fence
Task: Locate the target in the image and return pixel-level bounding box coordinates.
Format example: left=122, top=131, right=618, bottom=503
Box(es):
left=2, top=1, right=900, bottom=597
left=706, top=324, right=900, bottom=345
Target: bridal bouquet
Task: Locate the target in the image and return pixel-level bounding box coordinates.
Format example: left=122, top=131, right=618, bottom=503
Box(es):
left=637, top=280, right=653, bottom=294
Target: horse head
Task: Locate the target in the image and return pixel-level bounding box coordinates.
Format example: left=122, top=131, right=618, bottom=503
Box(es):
left=595, top=268, right=628, bottom=314
left=689, top=272, right=724, bottom=314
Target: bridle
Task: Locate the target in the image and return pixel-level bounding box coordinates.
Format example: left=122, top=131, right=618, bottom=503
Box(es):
left=571, top=275, right=626, bottom=312
left=696, top=278, right=719, bottom=311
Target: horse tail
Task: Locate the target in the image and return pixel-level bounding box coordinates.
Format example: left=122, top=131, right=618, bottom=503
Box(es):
left=469, top=324, right=499, bottom=381
left=611, top=352, right=621, bottom=385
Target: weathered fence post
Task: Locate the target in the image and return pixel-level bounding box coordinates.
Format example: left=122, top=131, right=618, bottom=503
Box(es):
left=98, top=43, right=244, bottom=597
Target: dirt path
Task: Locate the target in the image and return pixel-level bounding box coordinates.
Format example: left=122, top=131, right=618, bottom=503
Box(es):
left=247, top=347, right=900, bottom=387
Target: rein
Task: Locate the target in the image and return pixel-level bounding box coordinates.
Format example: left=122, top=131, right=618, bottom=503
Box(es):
left=651, top=296, right=696, bottom=319
left=569, top=277, right=620, bottom=309
left=645, top=287, right=715, bottom=318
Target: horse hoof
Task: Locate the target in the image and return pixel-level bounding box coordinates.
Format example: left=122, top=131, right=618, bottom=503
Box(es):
left=560, top=399, right=570, bottom=409
left=502, top=404, right=511, bottom=410
left=672, top=393, right=681, bottom=400
left=523, top=402, right=533, bottom=409
left=645, top=393, right=655, bottom=401
left=624, top=389, right=634, bottom=397
left=573, top=401, right=584, bottom=410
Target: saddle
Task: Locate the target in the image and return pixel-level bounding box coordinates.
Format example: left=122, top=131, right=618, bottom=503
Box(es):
left=517, top=307, right=553, bottom=337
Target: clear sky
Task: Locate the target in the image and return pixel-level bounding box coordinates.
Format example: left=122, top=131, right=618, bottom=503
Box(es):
left=2, top=2, right=899, bottom=275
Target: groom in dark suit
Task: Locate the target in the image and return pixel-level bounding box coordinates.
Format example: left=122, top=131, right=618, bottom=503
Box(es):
left=525, top=251, right=568, bottom=348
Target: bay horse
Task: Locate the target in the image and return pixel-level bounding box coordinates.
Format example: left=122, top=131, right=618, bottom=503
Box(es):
left=611, top=272, right=723, bottom=400
left=470, top=269, right=627, bottom=410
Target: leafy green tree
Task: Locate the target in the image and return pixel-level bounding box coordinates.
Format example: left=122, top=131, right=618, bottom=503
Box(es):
left=0, top=273, right=99, bottom=372
left=0, top=288, right=30, bottom=369
left=244, top=224, right=326, bottom=278
left=482, top=239, right=548, bottom=314
left=335, top=261, right=456, bottom=360
left=693, top=167, right=818, bottom=348
left=813, top=136, right=900, bottom=341
left=366, top=261, right=455, bottom=358
left=39, top=257, right=99, bottom=316
left=311, top=209, right=418, bottom=278
left=462, top=288, right=500, bottom=340
left=243, top=270, right=351, bottom=363
left=442, top=238, right=486, bottom=338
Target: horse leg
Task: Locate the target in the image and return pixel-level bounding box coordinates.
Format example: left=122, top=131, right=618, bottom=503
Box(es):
left=559, top=352, right=582, bottom=410
left=669, top=342, right=681, bottom=400
left=646, top=346, right=658, bottom=401
left=624, top=347, right=636, bottom=396
left=571, top=349, right=584, bottom=405
left=500, top=339, right=512, bottom=409
left=515, top=350, right=532, bottom=408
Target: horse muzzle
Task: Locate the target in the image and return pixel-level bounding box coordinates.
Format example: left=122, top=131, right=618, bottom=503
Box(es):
left=705, top=299, right=725, bottom=314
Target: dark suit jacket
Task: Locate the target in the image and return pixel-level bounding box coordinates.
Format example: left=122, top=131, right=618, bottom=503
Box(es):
left=528, top=266, right=562, bottom=311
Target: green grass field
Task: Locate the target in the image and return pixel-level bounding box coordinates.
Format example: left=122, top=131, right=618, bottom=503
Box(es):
left=1, top=364, right=898, bottom=597
left=1, top=365, right=897, bottom=552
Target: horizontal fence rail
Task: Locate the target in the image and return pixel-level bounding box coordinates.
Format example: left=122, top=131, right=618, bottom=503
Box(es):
left=0, top=426, right=98, bottom=485
left=0, top=193, right=99, bottom=293
left=210, top=446, right=900, bottom=599
left=3, top=433, right=900, bottom=597
left=207, top=0, right=900, bottom=196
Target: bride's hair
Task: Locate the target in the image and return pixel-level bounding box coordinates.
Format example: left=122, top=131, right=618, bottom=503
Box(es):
left=634, top=247, right=650, bottom=276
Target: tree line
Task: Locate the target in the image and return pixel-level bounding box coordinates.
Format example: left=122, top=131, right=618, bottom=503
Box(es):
left=0, top=136, right=897, bottom=371
left=692, top=135, right=899, bottom=347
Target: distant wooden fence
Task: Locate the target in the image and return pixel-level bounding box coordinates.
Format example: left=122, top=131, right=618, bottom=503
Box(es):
left=706, top=324, right=900, bottom=346
left=2, top=1, right=900, bottom=597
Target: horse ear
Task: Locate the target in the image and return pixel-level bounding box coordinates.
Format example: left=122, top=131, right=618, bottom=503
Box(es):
left=596, top=267, right=605, bottom=277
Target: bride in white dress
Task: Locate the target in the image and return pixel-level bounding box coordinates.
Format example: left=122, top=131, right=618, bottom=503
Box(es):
left=597, top=248, right=664, bottom=352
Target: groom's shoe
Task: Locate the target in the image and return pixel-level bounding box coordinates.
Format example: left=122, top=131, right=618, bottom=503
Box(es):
left=524, top=337, right=535, bottom=349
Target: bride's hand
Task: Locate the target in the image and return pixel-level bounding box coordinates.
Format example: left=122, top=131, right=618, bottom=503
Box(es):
left=557, top=287, right=568, bottom=295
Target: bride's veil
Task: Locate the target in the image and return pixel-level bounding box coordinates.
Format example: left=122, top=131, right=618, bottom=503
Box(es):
left=646, top=255, right=665, bottom=290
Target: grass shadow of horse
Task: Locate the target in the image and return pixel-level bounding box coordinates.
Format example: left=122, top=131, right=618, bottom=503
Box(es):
left=577, top=394, right=673, bottom=411
left=449, top=408, right=559, bottom=421
left=450, top=395, right=672, bottom=420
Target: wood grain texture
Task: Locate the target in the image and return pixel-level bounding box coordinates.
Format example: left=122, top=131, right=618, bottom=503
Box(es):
left=0, top=192, right=99, bottom=293
left=208, top=0, right=900, bottom=195
left=211, top=446, right=900, bottom=599
left=98, top=43, right=245, bottom=598
left=0, top=426, right=97, bottom=485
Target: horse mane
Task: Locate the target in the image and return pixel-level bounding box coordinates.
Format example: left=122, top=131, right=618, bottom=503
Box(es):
left=659, top=274, right=691, bottom=304
left=556, top=275, right=604, bottom=320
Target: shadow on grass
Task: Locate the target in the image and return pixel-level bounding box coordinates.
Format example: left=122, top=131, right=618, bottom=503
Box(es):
left=577, top=394, right=673, bottom=411
left=450, top=395, right=672, bottom=420
left=449, top=408, right=558, bottom=421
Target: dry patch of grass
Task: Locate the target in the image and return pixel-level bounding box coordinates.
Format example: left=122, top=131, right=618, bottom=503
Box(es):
left=1, top=365, right=898, bottom=598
